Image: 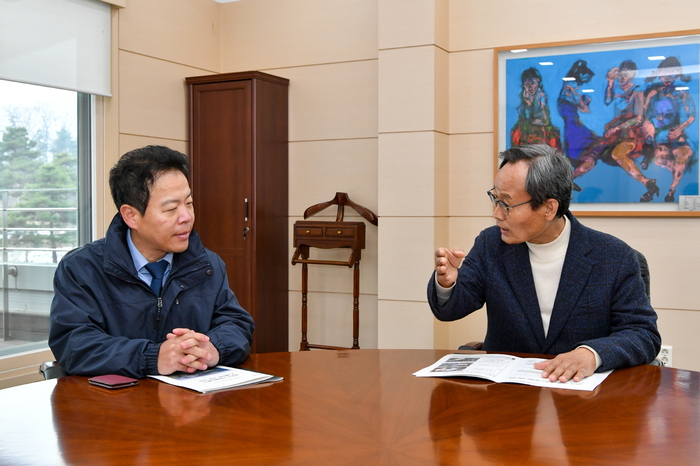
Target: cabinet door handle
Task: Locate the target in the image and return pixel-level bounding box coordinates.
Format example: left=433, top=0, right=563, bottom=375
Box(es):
left=244, top=198, right=249, bottom=222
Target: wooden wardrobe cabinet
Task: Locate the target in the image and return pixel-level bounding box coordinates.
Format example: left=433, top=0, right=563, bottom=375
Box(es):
left=186, top=71, right=289, bottom=353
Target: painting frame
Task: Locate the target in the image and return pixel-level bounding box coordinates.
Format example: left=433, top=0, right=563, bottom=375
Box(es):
left=495, top=30, right=700, bottom=217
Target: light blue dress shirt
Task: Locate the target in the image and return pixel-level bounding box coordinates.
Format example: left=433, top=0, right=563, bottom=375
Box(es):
left=126, top=229, right=173, bottom=289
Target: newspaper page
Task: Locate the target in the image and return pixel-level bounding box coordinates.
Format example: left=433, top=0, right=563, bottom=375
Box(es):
left=413, top=353, right=612, bottom=391
left=149, top=366, right=277, bottom=393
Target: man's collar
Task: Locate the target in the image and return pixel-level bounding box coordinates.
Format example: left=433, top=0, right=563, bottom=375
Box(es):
left=126, top=229, right=173, bottom=269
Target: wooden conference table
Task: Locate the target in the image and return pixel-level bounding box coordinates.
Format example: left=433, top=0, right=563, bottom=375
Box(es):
left=1, top=349, right=699, bottom=465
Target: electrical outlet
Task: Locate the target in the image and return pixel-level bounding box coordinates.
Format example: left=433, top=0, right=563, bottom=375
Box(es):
left=658, top=345, right=673, bottom=367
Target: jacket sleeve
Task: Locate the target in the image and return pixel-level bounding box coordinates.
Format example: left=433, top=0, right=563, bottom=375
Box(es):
left=204, top=254, right=255, bottom=367
left=49, top=256, right=161, bottom=378
left=427, top=232, right=489, bottom=321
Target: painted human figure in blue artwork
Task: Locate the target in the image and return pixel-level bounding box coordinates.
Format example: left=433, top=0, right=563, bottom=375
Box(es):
left=573, top=60, right=659, bottom=202
left=643, top=56, right=696, bottom=202
left=557, top=60, right=598, bottom=168
left=510, top=67, right=563, bottom=151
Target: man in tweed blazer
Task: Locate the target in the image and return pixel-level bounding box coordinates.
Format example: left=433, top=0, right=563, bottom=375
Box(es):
left=428, top=144, right=660, bottom=383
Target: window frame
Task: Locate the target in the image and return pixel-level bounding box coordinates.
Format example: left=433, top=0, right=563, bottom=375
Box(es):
left=0, top=87, right=101, bottom=387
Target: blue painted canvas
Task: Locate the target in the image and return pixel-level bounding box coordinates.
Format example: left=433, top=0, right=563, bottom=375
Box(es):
left=504, top=43, right=699, bottom=204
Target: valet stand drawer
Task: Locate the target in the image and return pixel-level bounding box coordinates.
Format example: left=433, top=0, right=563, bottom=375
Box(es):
left=293, top=221, right=365, bottom=250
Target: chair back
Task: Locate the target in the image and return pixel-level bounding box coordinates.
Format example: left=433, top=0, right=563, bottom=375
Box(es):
left=39, top=361, right=68, bottom=380
left=633, top=249, right=651, bottom=300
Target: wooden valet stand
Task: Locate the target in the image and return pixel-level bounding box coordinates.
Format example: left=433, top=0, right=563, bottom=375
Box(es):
left=291, top=193, right=378, bottom=350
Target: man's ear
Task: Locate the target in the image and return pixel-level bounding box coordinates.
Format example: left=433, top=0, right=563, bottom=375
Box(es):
left=545, top=199, right=559, bottom=221
left=120, top=204, right=141, bottom=230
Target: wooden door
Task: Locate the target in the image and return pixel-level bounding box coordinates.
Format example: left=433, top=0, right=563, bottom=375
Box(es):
left=189, top=80, right=253, bottom=312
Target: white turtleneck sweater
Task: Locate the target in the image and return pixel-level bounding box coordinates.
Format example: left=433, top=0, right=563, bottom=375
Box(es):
left=525, top=215, right=570, bottom=337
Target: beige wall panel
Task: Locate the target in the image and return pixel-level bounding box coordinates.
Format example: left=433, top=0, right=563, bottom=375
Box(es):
left=378, top=132, right=448, bottom=217
left=378, top=0, right=448, bottom=50
left=427, top=216, right=450, bottom=347
left=221, top=0, right=378, bottom=71
left=118, top=0, right=220, bottom=72
left=445, top=308, right=488, bottom=350
left=435, top=0, right=449, bottom=51
left=267, top=61, right=378, bottom=142
left=377, top=300, right=435, bottom=348
left=119, top=52, right=202, bottom=141
left=435, top=132, right=450, bottom=217
left=378, top=217, right=438, bottom=302
left=656, top=308, right=700, bottom=371
left=580, top=217, right=700, bottom=312
left=450, top=0, right=700, bottom=52
left=0, top=372, right=43, bottom=390
left=450, top=49, right=493, bottom=134
left=288, top=139, right=378, bottom=217
left=119, top=134, right=188, bottom=158
left=379, top=46, right=442, bottom=133
left=288, top=217, right=378, bottom=296
left=449, top=133, right=495, bottom=217
left=288, top=291, right=378, bottom=350
left=433, top=216, right=449, bottom=251
left=435, top=46, right=449, bottom=132
left=448, top=215, right=495, bottom=251
left=434, top=318, right=450, bottom=349
left=0, top=348, right=54, bottom=389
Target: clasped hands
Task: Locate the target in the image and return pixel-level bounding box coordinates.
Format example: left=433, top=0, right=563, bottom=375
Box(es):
left=157, top=328, right=220, bottom=375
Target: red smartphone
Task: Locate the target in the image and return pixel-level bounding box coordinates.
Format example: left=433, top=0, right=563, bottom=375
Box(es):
left=88, top=374, right=139, bottom=389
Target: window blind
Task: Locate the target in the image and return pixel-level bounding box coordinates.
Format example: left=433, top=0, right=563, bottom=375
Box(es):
left=0, top=0, right=111, bottom=96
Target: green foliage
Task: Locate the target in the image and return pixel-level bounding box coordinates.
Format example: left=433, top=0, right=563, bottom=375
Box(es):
left=0, top=126, right=42, bottom=189
left=1, top=124, right=78, bottom=261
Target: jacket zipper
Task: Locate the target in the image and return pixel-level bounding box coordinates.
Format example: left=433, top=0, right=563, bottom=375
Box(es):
left=157, top=297, right=163, bottom=322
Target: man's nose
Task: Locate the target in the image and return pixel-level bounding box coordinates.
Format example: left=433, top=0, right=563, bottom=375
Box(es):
left=492, top=205, right=505, bottom=220
left=179, top=206, right=193, bottom=222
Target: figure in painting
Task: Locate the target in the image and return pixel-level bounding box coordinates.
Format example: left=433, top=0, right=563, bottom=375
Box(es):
left=510, top=67, right=563, bottom=151
left=573, top=60, right=659, bottom=202
left=557, top=60, right=598, bottom=169
left=643, top=56, right=696, bottom=202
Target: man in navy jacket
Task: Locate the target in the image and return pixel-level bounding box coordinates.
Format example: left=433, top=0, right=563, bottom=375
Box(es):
left=429, top=144, right=660, bottom=383
left=49, top=146, right=254, bottom=378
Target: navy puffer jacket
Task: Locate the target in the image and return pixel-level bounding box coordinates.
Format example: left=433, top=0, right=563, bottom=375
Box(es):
left=49, top=214, right=254, bottom=378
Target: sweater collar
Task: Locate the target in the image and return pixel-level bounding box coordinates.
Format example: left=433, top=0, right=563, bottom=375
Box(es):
left=526, top=215, right=571, bottom=263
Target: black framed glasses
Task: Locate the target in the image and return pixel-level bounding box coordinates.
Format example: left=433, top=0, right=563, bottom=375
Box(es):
left=487, top=189, right=532, bottom=216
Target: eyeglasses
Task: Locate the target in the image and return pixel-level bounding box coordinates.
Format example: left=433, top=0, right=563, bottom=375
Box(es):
left=487, top=189, right=532, bottom=216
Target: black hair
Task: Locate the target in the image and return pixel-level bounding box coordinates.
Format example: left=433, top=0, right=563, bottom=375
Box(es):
left=565, top=59, right=595, bottom=84
left=521, top=67, right=543, bottom=84
left=645, top=56, right=691, bottom=84
left=619, top=60, right=637, bottom=72
left=108, top=145, right=191, bottom=215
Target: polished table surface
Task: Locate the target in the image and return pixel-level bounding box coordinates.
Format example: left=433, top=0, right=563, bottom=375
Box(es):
left=1, top=349, right=699, bottom=465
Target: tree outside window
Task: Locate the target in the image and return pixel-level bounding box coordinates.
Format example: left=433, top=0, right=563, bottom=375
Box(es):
left=1, top=80, right=84, bottom=353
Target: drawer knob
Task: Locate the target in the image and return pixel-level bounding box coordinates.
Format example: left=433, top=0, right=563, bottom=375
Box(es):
left=306, top=230, right=310, bottom=234
left=337, top=230, right=342, bottom=234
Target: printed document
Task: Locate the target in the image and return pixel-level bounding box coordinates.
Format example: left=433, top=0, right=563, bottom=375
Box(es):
left=149, top=366, right=280, bottom=393
left=413, top=353, right=612, bottom=391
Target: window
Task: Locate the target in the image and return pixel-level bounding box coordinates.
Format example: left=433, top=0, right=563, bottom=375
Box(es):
left=0, top=79, right=93, bottom=357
